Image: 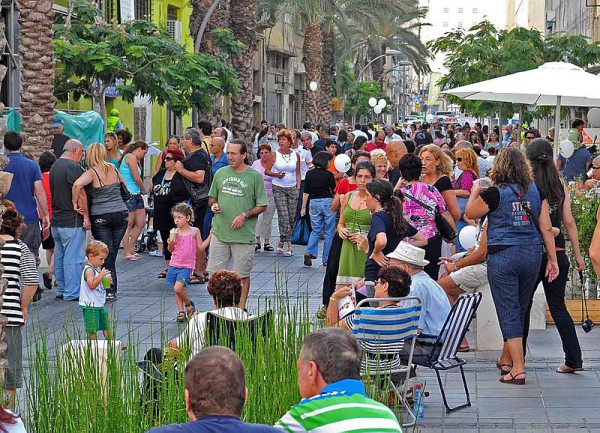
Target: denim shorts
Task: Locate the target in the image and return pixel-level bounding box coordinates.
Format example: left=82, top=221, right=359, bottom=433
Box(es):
left=126, top=194, right=144, bottom=211
left=165, top=266, right=191, bottom=287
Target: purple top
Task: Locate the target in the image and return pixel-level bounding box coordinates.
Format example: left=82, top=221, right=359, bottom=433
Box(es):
left=452, top=170, right=476, bottom=192
left=401, top=182, right=448, bottom=239
left=252, top=160, right=273, bottom=197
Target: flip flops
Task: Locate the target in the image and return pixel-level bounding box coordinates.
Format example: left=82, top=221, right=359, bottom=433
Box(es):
left=556, top=365, right=583, bottom=373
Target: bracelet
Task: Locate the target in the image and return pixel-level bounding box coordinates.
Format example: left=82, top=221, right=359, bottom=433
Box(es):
left=329, top=297, right=338, bottom=303
left=241, top=212, right=248, bottom=219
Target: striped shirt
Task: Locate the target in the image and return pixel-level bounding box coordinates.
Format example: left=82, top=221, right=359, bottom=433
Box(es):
left=1, top=238, right=38, bottom=326
left=275, top=379, right=402, bottom=433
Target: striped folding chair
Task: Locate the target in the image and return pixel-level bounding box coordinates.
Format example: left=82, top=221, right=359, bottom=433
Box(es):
left=411, top=292, right=482, bottom=414
left=352, top=297, right=422, bottom=428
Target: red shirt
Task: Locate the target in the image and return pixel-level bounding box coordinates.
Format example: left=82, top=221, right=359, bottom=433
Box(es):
left=335, top=177, right=358, bottom=195
left=41, top=172, right=52, bottom=220
left=364, top=142, right=387, bottom=152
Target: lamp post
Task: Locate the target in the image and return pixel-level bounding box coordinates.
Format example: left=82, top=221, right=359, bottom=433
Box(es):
left=356, top=49, right=403, bottom=81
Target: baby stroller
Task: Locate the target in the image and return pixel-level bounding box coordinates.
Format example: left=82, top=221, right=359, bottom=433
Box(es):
left=134, top=194, right=158, bottom=253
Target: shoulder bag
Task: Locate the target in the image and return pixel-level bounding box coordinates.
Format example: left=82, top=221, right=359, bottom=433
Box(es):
left=182, top=150, right=213, bottom=207
left=111, top=166, right=132, bottom=202
left=403, top=188, right=457, bottom=242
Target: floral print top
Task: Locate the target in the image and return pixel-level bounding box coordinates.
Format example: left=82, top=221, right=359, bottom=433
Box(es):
left=401, top=182, right=448, bottom=239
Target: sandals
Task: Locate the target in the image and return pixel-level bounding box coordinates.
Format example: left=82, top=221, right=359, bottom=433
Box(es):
left=157, top=270, right=167, bottom=279
left=496, top=359, right=513, bottom=376
left=276, top=243, right=284, bottom=255
left=499, top=371, right=526, bottom=385
left=263, top=243, right=274, bottom=252
left=255, top=242, right=261, bottom=251
left=124, top=255, right=139, bottom=261
left=185, top=301, right=196, bottom=318
left=457, top=345, right=470, bottom=353
left=283, top=247, right=294, bottom=257
left=189, top=273, right=206, bottom=284
left=177, top=311, right=187, bottom=322
left=556, top=364, right=583, bottom=373
left=43, top=272, right=52, bottom=290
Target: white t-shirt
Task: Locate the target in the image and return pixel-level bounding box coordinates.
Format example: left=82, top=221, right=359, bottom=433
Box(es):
left=384, top=134, right=401, bottom=144
left=293, top=146, right=313, bottom=180
left=4, top=411, right=27, bottom=433
left=79, top=264, right=106, bottom=308
left=353, top=130, right=368, bottom=140
left=272, top=151, right=298, bottom=188
left=175, top=307, right=251, bottom=359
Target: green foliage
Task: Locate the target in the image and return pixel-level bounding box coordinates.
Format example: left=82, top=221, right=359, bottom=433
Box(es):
left=345, top=80, right=391, bottom=118
left=333, top=60, right=355, bottom=98
left=53, top=0, right=239, bottom=117
left=428, top=21, right=600, bottom=118
left=568, top=187, right=600, bottom=289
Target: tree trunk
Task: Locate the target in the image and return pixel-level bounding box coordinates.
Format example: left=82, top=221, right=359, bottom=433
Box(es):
left=229, top=0, right=257, bottom=143
left=367, top=39, right=385, bottom=88
left=318, top=25, right=334, bottom=125
left=18, top=0, right=55, bottom=158
left=191, top=0, right=231, bottom=126
left=303, top=22, right=322, bottom=124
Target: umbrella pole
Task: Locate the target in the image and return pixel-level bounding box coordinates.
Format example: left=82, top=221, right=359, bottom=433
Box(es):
left=518, top=104, right=524, bottom=147
left=554, top=95, right=562, bottom=159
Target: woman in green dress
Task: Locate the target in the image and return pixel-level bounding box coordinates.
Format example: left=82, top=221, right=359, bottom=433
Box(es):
left=336, top=161, right=375, bottom=287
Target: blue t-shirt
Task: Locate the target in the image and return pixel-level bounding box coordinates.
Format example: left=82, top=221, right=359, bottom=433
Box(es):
left=5, top=152, right=43, bottom=224
left=364, top=211, right=417, bottom=281
left=408, top=271, right=451, bottom=341
left=558, top=147, right=592, bottom=181
left=146, top=416, right=279, bottom=433
left=211, top=153, right=229, bottom=176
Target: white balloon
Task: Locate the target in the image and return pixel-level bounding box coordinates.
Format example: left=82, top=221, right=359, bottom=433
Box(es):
left=588, top=108, right=600, bottom=127
left=309, top=81, right=318, bottom=91
left=378, top=99, right=387, bottom=109
left=373, top=105, right=382, bottom=114
left=559, top=139, right=574, bottom=159
left=458, top=225, right=478, bottom=250
left=368, top=97, right=378, bottom=108
left=334, top=154, right=352, bottom=173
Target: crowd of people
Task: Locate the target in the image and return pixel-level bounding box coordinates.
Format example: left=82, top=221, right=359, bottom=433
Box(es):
left=1, top=113, right=600, bottom=431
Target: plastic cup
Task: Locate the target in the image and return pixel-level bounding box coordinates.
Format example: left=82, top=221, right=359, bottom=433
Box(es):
left=169, top=228, right=178, bottom=243
left=101, top=272, right=111, bottom=289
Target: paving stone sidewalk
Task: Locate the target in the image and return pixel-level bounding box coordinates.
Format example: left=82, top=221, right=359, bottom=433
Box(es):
left=24, top=240, right=600, bottom=432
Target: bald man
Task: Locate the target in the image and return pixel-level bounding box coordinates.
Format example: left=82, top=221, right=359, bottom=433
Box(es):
left=386, top=140, right=407, bottom=186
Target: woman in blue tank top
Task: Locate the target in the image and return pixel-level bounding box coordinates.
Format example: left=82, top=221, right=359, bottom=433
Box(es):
left=466, top=148, right=559, bottom=386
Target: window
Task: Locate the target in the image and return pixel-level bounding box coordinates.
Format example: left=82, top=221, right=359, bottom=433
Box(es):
left=97, top=0, right=118, bottom=22
left=134, top=0, right=151, bottom=21
left=167, top=6, right=178, bottom=21
left=458, top=22, right=464, bottom=28
left=443, top=7, right=449, bottom=13
left=458, top=7, right=464, bottom=13
left=473, top=8, right=478, bottom=13
left=443, top=21, right=449, bottom=27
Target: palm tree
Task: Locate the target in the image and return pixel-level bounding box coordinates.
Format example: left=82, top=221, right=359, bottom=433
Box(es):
left=229, top=0, right=258, bottom=142
left=18, top=0, right=55, bottom=157
left=319, top=24, right=335, bottom=123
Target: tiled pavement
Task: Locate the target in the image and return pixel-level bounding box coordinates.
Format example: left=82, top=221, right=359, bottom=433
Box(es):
left=24, top=239, right=600, bottom=432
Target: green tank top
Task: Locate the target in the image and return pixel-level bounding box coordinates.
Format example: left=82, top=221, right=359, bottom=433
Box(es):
left=342, top=192, right=372, bottom=234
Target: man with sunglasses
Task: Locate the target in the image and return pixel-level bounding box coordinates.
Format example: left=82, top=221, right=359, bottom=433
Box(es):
left=583, top=156, right=600, bottom=191
left=521, top=129, right=539, bottom=153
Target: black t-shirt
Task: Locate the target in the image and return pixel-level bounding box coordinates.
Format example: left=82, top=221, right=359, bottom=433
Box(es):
left=50, top=158, right=84, bottom=227
left=152, top=170, right=188, bottom=231
left=480, top=185, right=546, bottom=213
left=364, top=210, right=418, bottom=281
left=51, top=134, right=71, bottom=158
left=170, top=148, right=210, bottom=203
left=433, top=176, right=453, bottom=194
left=414, top=131, right=433, bottom=145
left=389, top=166, right=401, bottom=187
left=304, top=168, right=336, bottom=199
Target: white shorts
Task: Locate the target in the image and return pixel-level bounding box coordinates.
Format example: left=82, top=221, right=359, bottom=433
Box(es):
left=449, top=263, right=488, bottom=293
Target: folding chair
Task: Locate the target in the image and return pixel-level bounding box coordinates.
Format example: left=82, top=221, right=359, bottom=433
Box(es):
left=411, top=292, right=482, bottom=414
left=352, top=297, right=422, bottom=428
left=206, top=310, right=273, bottom=351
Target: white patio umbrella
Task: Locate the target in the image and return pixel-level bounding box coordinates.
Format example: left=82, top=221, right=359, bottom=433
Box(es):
left=443, top=62, right=600, bottom=155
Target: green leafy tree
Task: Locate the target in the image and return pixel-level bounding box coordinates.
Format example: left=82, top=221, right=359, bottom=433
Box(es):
left=54, top=0, right=240, bottom=127
left=429, top=21, right=600, bottom=118
left=345, top=80, right=390, bottom=120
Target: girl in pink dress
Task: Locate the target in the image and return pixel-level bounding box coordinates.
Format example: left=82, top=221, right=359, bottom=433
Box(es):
left=166, top=203, right=206, bottom=322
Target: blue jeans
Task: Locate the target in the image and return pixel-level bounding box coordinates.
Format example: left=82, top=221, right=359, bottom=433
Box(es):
left=487, top=244, right=543, bottom=340
left=52, top=226, right=86, bottom=300
left=91, top=211, right=128, bottom=295
left=305, top=198, right=335, bottom=264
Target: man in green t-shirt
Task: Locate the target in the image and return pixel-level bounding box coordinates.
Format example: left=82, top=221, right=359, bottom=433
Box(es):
left=208, top=140, right=268, bottom=308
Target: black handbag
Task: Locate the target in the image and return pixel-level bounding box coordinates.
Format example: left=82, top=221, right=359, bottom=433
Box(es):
left=403, top=189, right=457, bottom=242
left=182, top=151, right=213, bottom=207
left=112, top=166, right=131, bottom=202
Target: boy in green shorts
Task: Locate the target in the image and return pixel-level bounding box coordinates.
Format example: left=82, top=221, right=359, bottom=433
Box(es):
left=79, top=240, right=112, bottom=340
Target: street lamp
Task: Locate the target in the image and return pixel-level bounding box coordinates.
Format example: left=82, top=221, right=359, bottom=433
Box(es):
left=357, top=49, right=403, bottom=80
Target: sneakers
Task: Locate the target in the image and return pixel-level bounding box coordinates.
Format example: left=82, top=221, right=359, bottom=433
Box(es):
left=148, top=250, right=164, bottom=257
left=303, top=253, right=312, bottom=266
left=106, top=293, right=117, bottom=302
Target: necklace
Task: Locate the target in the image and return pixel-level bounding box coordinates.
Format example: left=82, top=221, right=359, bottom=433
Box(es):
left=280, top=152, right=292, bottom=163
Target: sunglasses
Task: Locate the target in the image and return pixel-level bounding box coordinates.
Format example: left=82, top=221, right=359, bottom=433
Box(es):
left=456, top=157, right=463, bottom=162
left=525, top=136, right=535, bottom=140
left=593, top=166, right=600, bottom=170
left=164, top=157, right=174, bottom=161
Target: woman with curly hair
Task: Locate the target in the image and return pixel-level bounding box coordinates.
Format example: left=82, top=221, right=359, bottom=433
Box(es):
left=466, top=147, right=559, bottom=385
left=167, top=270, right=252, bottom=359
left=370, top=149, right=389, bottom=180
left=453, top=147, right=480, bottom=250
left=265, top=129, right=301, bottom=256
left=0, top=200, right=39, bottom=409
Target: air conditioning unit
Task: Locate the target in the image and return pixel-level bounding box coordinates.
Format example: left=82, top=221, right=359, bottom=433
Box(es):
left=167, top=20, right=182, bottom=43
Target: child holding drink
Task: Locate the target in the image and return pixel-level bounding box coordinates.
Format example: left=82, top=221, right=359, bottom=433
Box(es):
left=166, top=202, right=206, bottom=322
left=79, top=240, right=113, bottom=340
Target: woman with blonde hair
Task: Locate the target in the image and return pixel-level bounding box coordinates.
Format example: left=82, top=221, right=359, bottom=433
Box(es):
left=370, top=149, right=389, bottom=180
left=418, top=144, right=461, bottom=223
left=72, top=143, right=129, bottom=301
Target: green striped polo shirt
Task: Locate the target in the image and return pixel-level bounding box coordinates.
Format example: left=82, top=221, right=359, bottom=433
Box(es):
left=275, top=379, right=402, bottom=433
